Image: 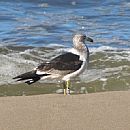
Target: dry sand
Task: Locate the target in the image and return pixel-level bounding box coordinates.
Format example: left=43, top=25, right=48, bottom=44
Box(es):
left=0, top=91, right=130, bottom=130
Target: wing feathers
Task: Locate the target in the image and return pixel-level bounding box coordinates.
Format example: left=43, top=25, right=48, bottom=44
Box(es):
left=13, top=70, right=50, bottom=85
left=37, top=52, right=83, bottom=72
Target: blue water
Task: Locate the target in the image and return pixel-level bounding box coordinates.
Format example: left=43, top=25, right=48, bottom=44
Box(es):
left=0, top=0, right=130, bottom=48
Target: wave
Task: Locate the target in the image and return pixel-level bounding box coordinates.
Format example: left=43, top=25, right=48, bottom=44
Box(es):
left=0, top=45, right=130, bottom=85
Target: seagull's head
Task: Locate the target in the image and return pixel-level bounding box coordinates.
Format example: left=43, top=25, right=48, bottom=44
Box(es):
left=73, top=34, right=93, bottom=43
left=73, top=34, right=93, bottom=51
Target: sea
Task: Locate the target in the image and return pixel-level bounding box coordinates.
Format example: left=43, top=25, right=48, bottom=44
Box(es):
left=0, top=0, right=130, bottom=96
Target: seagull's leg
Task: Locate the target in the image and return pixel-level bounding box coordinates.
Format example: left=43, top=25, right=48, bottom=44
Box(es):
left=66, top=80, right=70, bottom=95
left=63, top=81, right=67, bottom=95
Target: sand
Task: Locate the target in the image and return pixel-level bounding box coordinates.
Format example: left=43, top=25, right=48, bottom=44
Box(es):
left=0, top=91, right=130, bottom=130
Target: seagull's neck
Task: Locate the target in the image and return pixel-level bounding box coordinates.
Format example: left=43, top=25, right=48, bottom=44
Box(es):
left=73, top=41, right=86, bottom=51
left=69, top=42, right=89, bottom=62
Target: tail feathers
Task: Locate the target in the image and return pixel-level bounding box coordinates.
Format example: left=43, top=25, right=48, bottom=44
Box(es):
left=13, top=70, right=50, bottom=85
left=13, top=70, right=37, bottom=80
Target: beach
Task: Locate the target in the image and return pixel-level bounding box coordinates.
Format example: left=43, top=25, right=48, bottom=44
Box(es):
left=0, top=91, right=130, bottom=130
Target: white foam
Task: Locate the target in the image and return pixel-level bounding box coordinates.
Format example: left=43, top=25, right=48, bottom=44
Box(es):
left=89, top=46, right=130, bottom=53
left=100, top=78, right=107, bottom=82
left=47, top=43, right=65, bottom=47
left=0, top=53, right=36, bottom=85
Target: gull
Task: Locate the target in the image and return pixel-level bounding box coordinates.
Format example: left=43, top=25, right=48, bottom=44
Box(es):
left=13, top=34, right=93, bottom=95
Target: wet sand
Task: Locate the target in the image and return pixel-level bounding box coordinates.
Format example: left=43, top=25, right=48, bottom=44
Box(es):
left=0, top=91, right=130, bottom=130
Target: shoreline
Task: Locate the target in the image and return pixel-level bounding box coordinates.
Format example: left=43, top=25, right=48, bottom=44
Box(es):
left=0, top=91, right=130, bottom=130
left=0, top=82, right=129, bottom=96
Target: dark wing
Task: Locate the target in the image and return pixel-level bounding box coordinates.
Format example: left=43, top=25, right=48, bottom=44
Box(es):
left=37, top=52, right=83, bottom=72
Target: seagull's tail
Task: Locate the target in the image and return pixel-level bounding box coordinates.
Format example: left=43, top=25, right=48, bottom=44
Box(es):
left=13, top=70, right=49, bottom=85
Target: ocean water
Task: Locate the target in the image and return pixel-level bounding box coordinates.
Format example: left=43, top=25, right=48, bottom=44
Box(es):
left=0, top=0, right=130, bottom=95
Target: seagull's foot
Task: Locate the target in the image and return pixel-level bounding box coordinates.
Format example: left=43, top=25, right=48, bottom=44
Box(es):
left=63, top=81, right=67, bottom=95
left=66, top=80, right=71, bottom=95
left=63, top=80, right=71, bottom=95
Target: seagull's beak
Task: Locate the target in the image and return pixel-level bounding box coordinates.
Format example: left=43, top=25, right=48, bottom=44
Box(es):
left=86, top=37, right=93, bottom=42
